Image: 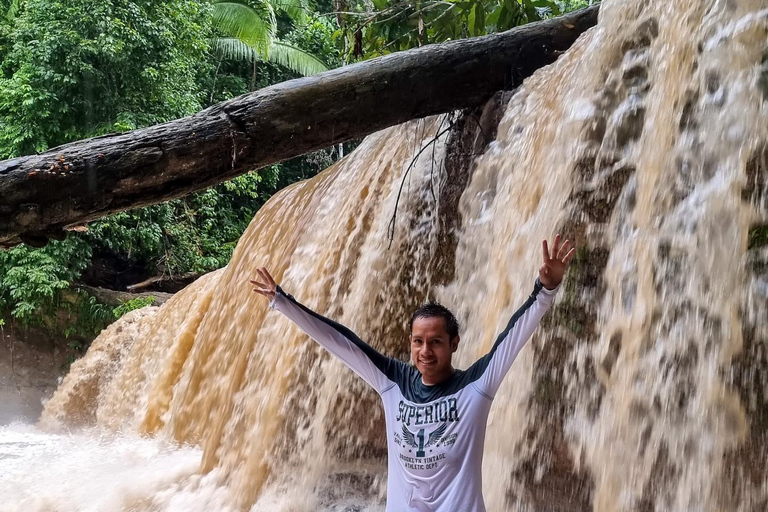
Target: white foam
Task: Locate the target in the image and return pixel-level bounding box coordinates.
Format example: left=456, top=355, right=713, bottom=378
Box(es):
left=0, top=425, right=232, bottom=512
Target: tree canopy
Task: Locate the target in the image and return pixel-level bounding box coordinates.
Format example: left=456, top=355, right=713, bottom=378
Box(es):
left=0, top=0, right=594, bottom=345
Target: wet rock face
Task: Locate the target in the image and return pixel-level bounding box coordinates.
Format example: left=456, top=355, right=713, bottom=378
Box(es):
left=744, top=144, right=768, bottom=211
left=0, top=325, right=77, bottom=424
left=504, top=1, right=768, bottom=508
left=505, top=14, right=661, bottom=512
left=723, top=162, right=768, bottom=511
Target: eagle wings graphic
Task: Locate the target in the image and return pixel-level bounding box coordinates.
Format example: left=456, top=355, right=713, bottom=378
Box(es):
left=402, top=422, right=449, bottom=448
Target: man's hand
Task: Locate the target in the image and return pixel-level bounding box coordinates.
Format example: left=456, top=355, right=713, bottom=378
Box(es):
left=539, top=234, right=575, bottom=290
left=250, top=267, right=278, bottom=301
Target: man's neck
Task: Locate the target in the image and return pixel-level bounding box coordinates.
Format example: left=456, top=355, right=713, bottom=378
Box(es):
left=421, top=366, right=456, bottom=386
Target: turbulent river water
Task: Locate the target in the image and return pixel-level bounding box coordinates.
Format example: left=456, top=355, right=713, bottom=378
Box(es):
left=3, top=0, right=768, bottom=510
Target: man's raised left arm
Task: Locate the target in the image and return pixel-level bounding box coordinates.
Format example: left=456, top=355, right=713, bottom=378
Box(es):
left=469, top=235, right=575, bottom=399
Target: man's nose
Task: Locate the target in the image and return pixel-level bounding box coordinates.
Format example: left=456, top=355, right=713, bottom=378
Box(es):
left=420, top=344, right=433, bottom=355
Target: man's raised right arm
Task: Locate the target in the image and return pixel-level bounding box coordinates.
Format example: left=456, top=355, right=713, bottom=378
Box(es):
left=252, top=267, right=399, bottom=395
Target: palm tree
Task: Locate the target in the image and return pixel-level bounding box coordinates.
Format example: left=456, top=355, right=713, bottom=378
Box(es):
left=212, top=0, right=329, bottom=88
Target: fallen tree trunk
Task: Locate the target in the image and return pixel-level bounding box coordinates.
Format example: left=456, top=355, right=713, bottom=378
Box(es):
left=0, top=6, right=599, bottom=247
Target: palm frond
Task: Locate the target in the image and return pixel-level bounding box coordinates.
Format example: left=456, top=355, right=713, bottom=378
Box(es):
left=268, top=41, right=329, bottom=76
left=213, top=37, right=260, bottom=63
left=212, top=0, right=276, bottom=57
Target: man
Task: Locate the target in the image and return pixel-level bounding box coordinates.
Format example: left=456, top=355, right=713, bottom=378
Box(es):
left=250, top=234, right=575, bottom=512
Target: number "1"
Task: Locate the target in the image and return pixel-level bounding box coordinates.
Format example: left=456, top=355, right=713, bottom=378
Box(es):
left=416, top=428, right=425, bottom=457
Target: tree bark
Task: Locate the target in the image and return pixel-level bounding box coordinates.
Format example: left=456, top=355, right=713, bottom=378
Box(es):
left=0, top=6, right=599, bottom=248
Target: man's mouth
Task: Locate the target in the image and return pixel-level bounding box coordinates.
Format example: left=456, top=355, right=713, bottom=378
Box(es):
left=419, top=359, right=436, bottom=367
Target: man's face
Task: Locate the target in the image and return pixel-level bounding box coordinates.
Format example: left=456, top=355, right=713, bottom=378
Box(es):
left=410, top=316, right=459, bottom=385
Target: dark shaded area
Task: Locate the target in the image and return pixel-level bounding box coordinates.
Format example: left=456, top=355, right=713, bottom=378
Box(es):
left=721, top=149, right=768, bottom=511
left=635, top=445, right=679, bottom=512
left=0, top=320, right=79, bottom=424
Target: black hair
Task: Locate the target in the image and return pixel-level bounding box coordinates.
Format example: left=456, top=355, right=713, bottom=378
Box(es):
left=410, top=302, right=460, bottom=339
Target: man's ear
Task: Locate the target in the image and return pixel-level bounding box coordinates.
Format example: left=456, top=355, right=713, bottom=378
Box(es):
left=451, top=335, right=460, bottom=353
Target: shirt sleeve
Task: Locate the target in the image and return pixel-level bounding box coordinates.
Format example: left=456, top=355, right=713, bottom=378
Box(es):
left=269, top=286, right=399, bottom=395
left=467, top=279, right=559, bottom=399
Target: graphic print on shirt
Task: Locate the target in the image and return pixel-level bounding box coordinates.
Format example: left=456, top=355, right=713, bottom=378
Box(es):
left=401, top=422, right=448, bottom=457
left=396, top=397, right=460, bottom=426
left=394, top=396, right=461, bottom=471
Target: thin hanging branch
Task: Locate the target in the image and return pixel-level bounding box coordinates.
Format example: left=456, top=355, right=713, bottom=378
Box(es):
left=387, top=121, right=455, bottom=248
left=429, top=114, right=451, bottom=202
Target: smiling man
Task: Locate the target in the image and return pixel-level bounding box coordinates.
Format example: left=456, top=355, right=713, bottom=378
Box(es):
left=250, top=235, right=575, bottom=512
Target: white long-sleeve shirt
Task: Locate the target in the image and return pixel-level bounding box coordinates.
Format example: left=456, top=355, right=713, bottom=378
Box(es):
left=270, top=279, right=558, bottom=512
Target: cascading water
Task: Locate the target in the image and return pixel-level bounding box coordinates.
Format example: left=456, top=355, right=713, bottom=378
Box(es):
left=2, top=0, right=767, bottom=510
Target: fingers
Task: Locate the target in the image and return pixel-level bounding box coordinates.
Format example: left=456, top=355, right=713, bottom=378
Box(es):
left=254, top=268, right=273, bottom=291
left=544, top=234, right=571, bottom=262
left=255, top=268, right=266, bottom=283
left=256, top=267, right=276, bottom=288
left=262, top=267, right=277, bottom=288
left=551, top=234, right=562, bottom=259
left=563, top=247, right=577, bottom=265
left=249, top=279, right=270, bottom=295
left=250, top=266, right=277, bottom=297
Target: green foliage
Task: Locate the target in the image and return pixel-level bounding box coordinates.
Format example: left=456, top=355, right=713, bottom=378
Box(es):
left=284, top=16, right=344, bottom=69
left=0, top=238, right=116, bottom=340
left=0, top=0, right=340, bottom=344
left=86, top=168, right=280, bottom=276
left=557, top=0, right=593, bottom=10
left=749, top=224, right=768, bottom=250
left=0, top=0, right=217, bottom=338
left=65, top=294, right=115, bottom=341
left=0, top=238, right=92, bottom=322
left=0, top=0, right=213, bottom=158
left=114, top=296, right=157, bottom=319
left=334, top=0, right=595, bottom=60
left=214, top=0, right=277, bottom=55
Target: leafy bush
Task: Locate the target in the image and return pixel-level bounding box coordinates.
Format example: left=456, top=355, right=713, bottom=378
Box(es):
left=114, top=296, right=157, bottom=319
left=85, top=168, right=280, bottom=277
left=0, top=238, right=92, bottom=322
left=0, top=237, right=118, bottom=340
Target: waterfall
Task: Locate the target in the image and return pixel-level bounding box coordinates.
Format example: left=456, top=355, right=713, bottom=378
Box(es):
left=4, top=1, right=767, bottom=510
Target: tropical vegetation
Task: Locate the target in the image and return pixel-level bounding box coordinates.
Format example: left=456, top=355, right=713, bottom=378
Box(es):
left=0, top=0, right=593, bottom=349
